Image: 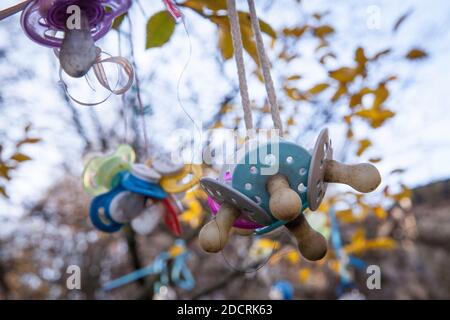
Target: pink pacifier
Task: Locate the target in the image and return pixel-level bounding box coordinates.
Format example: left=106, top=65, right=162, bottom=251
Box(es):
left=207, top=170, right=262, bottom=230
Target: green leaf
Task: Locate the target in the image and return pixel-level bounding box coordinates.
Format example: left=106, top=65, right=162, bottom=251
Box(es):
left=146, top=11, right=176, bottom=49
left=112, top=13, right=127, bottom=30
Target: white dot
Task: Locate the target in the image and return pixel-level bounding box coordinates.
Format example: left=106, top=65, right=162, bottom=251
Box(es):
left=264, top=154, right=276, bottom=166
left=286, top=156, right=294, bottom=164
left=299, top=168, right=307, bottom=176
left=298, top=183, right=307, bottom=193
left=245, top=183, right=252, bottom=190
left=250, top=166, right=258, bottom=174
left=254, top=196, right=262, bottom=204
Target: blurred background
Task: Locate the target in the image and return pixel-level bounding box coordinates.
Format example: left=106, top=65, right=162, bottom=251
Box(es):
left=0, top=0, right=449, bottom=299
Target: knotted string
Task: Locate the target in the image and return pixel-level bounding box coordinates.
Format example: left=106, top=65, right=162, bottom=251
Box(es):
left=226, top=0, right=283, bottom=136
left=247, top=0, right=283, bottom=136
left=226, top=0, right=253, bottom=133
left=57, top=47, right=134, bottom=106
left=215, top=0, right=286, bottom=273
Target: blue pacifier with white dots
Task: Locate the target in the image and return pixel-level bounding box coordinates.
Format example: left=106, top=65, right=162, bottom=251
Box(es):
left=200, top=129, right=333, bottom=234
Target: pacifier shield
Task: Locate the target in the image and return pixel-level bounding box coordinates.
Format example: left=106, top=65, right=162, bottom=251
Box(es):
left=131, top=163, right=162, bottom=183
left=307, top=128, right=333, bottom=211
left=109, top=191, right=146, bottom=224
left=151, top=153, right=185, bottom=177
left=200, top=177, right=272, bottom=226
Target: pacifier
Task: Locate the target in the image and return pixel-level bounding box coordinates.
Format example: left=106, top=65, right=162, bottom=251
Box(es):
left=21, top=0, right=131, bottom=77
left=82, top=144, right=135, bottom=196
left=160, top=164, right=203, bottom=194
left=269, top=280, right=294, bottom=300
left=199, top=129, right=382, bottom=261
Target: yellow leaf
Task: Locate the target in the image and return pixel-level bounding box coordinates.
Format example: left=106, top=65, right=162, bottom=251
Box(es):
left=351, top=228, right=366, bottom=244
left=287, top=75, right=302, bottom=81
left=331, top=84, right=347, bottom=102
left=355, top=47, right=367, bottom=67
left=0, top=186, right=7, bottom=198
left=329, top=67, right=357, bottom=83
left=314, top=25, right=334, bottom=38
left=307, top=83, right=329, bottom=95
left=373, top=83, right=389, bottom=109
left=287, top=117, right=295, bottom=126
left=213, top=121, right=223, bottom=128
left=355, top=108, right=395, bottom=128
left=298, top=268, right=311, bottom=283
left=391, top=184, right=412, bottom=202
left=349, top=93, right=362, bottom=108
left=10, top=153, right=32, bottom=162
left=0, top=163, right=10, bottom=179
left=346, top=128, right=354, bottom=139
left=169, top=244, right=185, bottom=258
left=183, top=0, right=227, bottom=11
left=283, top=26, right=308, bottom=38
left=344, top=238, right=396, bottom=255
left=406, top=48, right=427, bottom=60
left=329, top=260, right=340, bottom=274
left=373, top=206, right=387, bottom=219
left=356, top=139, right=372, bottom=156
left=284, top=87, right=306, bottom=101
left=369, top=157, right=382, bottom=163
left=286, top=250, right=300, bottom=265
left=218, top=26, right=233, bottom=60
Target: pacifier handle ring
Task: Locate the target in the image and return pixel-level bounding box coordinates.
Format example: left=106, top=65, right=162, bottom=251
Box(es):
left=90, top=194, right=123, bottom=233
left=160, top=164, right=202, bottom=194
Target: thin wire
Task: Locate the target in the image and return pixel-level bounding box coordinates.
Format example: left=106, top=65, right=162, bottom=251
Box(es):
left=127, top=14, right=149, bottom=157
left=177, top=19, right=201, bottom=135
left=247, top=0, right=283, bottom=136
left=135, top=0, right=148, bottom=17
left=118, top=27, right=128, bottom=144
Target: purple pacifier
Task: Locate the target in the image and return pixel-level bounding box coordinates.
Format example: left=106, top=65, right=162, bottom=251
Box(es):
left=207, top=171, right=262, bottom=230
left=21, top=0, right=132, bottom=48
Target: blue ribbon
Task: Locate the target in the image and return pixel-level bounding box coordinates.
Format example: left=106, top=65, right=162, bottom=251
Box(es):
left=329, top=207, right=367, bottom=296
left=103, top=240, right=194, bottom=292
left=90, top=185, right=125, bottom=233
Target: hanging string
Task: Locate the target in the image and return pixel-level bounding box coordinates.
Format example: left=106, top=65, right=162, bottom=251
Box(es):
left=57, top=47, right=134, bottom=106
left=247, top=0, right=283, bottom=136
left=226, top=0, right=253, bottom=132
left=118, top=29, right=129, bottom=144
